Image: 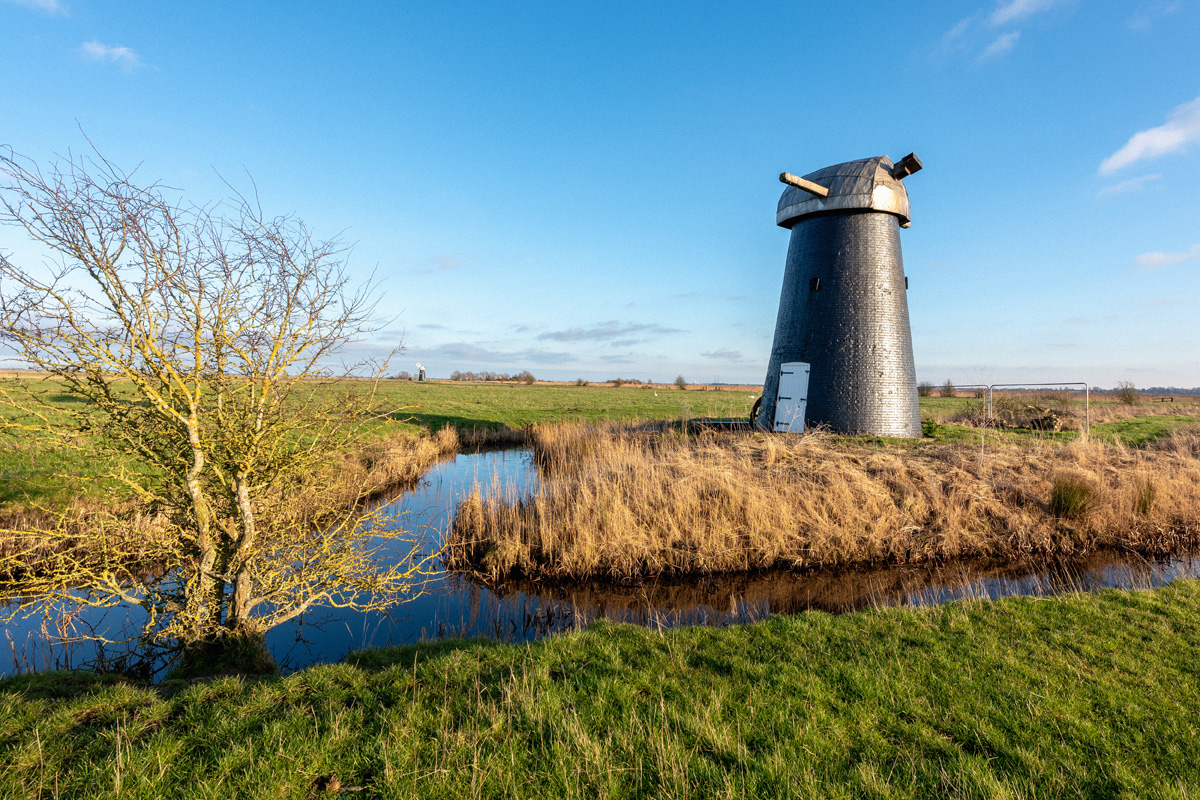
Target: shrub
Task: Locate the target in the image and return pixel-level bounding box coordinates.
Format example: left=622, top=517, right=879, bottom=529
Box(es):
left=675, top=375, right=688, bottom=390
left=940, top=380, right=956, bottom=398
left=1115, top=381, right=1140, bottom=405
left=917, top=381, right=934, bottom=398
left=1050, top=475, right=1097, bottom=520
left=575, top=378, right=588, bottom=386
left=516, top=370, right=536, bottom=385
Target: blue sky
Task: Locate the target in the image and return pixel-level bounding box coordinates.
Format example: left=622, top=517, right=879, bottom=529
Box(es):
left=2, top=0, right=1198, bottom=386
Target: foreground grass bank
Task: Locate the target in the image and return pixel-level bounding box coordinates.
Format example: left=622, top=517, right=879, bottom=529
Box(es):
left=4, top=581, right=1200, bottom=798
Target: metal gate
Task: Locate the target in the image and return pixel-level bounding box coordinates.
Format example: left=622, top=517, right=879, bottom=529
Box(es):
left=774, top=362, right=809, bottom=433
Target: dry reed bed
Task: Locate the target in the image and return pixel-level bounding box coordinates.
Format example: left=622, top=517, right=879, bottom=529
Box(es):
left=445, top=422, right=1200, bottom=580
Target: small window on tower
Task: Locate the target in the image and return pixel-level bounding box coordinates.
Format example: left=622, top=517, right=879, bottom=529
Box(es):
left=809, top=277, right=821, bottom=292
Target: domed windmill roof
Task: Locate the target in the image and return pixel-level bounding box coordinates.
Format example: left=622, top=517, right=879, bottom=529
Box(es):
left=776, top=154, right=922, bottom=229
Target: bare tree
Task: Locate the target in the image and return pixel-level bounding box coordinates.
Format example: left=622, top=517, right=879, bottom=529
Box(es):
left=1115, top=380, right=1140, bottom=405
left=0, top=147, right=430, bottom=662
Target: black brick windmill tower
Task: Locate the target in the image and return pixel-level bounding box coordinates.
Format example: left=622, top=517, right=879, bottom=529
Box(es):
left=755, top=154, right=923, bottom=437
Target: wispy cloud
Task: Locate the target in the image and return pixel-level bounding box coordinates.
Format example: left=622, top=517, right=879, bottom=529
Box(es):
left=701, top=349, right=743, bottom=361
left=537, top=321, right=683, bottom=343
left=989, top=0, right=1063, bottom=26
left=80, top=40, right=142, bottom=72
left=1098, top=173, right=1161, bottom=197
left=406, top=341, right=574, bottom=366
left=1128, top=1, right=1181, bottom=32
left=1100, top=96, right=1200, bottom=174
left=1141, top=297, right=1196, bottom=307
left=2, top=0, right=65, bottom=13
left=417, top=323, right=446, bottom=330
left=977, top=31, right=1021, bottom=61
left=1065, top=313, right=1123, bottom=324
left=1134, top=244, right=1200, bottom=270
left=940, top=0, right=1064, bottom=63
left=411, top=255, right=461, bottom=274
left=943, top=15, right=977, bottom=44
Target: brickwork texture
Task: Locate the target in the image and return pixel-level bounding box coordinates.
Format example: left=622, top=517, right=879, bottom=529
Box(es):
left=756, top=210, right=921, bottom=437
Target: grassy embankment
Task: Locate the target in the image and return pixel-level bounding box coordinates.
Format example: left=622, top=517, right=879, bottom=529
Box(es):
left=4, top=581, right=1200, bottom=797
left=447, top=402, right=1200, bottom=580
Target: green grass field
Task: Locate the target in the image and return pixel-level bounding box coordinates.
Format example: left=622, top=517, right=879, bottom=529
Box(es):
left=5, top=378, right=1198, bottom=509
left=0, top=379, right=756, bottom=508
left=373, top=380, right=757, bottom=434
left=4, top=581, right=1200, bottom=798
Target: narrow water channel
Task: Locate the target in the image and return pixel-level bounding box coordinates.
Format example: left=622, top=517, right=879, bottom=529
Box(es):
left=4, top=447, right=1200, bottom=678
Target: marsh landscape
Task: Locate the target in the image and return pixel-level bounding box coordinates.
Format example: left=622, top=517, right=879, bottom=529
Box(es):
left=4, top=2, right=1200, bottom=795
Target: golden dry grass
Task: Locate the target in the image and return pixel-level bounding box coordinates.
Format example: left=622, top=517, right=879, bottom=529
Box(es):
left=445, top=422, right=1200, bottom=580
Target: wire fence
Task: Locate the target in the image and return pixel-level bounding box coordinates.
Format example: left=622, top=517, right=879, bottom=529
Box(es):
left=941, top=381, right=1090, bottom=433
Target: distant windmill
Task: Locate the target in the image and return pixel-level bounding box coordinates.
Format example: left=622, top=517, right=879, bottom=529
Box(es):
left=416, top=363, right=426, bottom=382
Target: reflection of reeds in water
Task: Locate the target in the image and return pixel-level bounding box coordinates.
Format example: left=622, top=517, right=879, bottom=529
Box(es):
left=445, top=422, right=1200, bottom=580
left=445, top=551, right=1200, bottom=641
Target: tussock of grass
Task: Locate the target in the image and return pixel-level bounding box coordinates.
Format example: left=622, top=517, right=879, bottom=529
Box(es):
left=4, top=582, right=1200, bottom=798
left=446, top=423, right=1200, bottom=580
left=1133, top=474, right=1157, bottom=516
left=1049, top=475, right=1097, bottom=520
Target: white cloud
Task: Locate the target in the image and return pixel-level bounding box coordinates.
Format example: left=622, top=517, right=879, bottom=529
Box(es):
left=1128, top=1, right=1181, bottom=32
left=942, top=15, right=977, bottom=44
left=2, top=0, right=64, bottom=13
left=938, top=0, right=1067, bottom=63
left=80, top=40, right=142, bottom=72
left=990, top=0, right=1062, bottom=26
left=977, top=31, right=1021, bottom=60
left=1097, top=173, right=1161, bottom=197
left=1141, top=297, right=1196, bottom=308
left=538, top=321, right=683, bottom=343
left=406, top=341, right=575, bottom=366
left=1134, top=244, right=1200, bottom=270
left=1100, top=96, right=1200, bottom=174
left=411, top=255, right=461, bottom=274
left=701, top=349, right=743, bottom=361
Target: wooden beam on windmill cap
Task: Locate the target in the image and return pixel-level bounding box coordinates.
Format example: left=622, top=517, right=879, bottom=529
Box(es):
left=779, top=172, right=830, bottom=198
left=891, top=153, right=923, bottom=180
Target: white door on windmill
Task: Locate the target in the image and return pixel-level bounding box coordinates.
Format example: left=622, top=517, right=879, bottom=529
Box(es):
left=774, top=362, right=809, bottom=433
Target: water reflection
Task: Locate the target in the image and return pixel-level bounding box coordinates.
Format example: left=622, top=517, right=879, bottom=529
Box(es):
left=485, top=551, right=1200, bottom=636
left=4, top=447, right=1200, bottom=678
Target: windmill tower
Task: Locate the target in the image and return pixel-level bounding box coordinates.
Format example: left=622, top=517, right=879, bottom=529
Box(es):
left=756, top=154, right=923, bottom=437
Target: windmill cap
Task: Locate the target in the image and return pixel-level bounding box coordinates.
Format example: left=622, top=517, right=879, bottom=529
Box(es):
left=777, top=154, right=920, bottom=229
